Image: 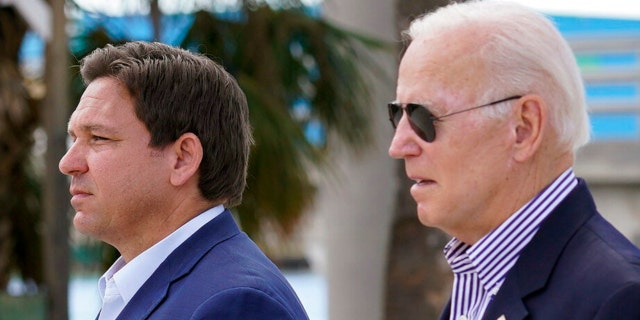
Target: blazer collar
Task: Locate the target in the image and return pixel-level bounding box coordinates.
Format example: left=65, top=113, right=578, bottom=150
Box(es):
left=480, top=179, right=596, bottom=320
left=115, top=209, right=240, bottom=320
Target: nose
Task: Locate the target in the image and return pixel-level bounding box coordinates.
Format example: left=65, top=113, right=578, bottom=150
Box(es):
left=388, top=115, right=421, bottom=159
left=59, top=141, right=87, bottom=176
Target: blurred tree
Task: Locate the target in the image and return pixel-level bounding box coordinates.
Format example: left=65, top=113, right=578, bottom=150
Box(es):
left=0, top=4, right=43, bottom=291
left=1, top=0, right=387, bottom=318
left=42, top=0, right=71, bottom=318
left=1, top=1, right=70, bottom=319
left=384, top=0, right=465, bottom=319
left=67, top=0, right=389, bottom=255
left=181, top=5, right=387, bottom=240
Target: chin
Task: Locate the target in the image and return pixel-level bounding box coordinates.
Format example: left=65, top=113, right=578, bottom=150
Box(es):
left=72, top=211, right=99, bottom=237
left=414, top=201, right=428, bottom=220
left=416, top=207, right=435, bottom=227
left=417, top=215, right=434, bottom=228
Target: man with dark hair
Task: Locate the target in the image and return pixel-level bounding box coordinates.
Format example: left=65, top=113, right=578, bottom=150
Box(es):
left=388, top=1, right=640, bottom=319
left=60, top=41, right=309, bottom=319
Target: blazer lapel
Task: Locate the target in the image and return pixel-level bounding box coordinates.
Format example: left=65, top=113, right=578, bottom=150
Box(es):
left=115, top=210, right=241, bottom=319
left=481, top=278, right=528, bottom=320
left=439, top=299, right=451, bottom=320
left=481, top=180, right=596, bottom=320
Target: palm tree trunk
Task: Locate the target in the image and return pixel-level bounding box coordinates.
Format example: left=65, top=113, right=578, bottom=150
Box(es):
left=384, top=169, right=452, bottom=319
left=150, top=0, right=161, bottom=41
left=384, top=1, right=465, bottom=319
left=42, top=0, right=71, bottom=318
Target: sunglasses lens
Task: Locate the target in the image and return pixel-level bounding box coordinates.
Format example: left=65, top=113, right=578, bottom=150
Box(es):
left=388, top=103, right=402, bottom=128
left=407, top=105, right=435, bottom=142
left=387, top=103, right=436, bottom=142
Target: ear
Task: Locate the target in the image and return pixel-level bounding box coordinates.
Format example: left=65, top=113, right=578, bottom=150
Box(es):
left=169, top=133, right=203, bottom=187
left=513, top=95, right=545, bottom=162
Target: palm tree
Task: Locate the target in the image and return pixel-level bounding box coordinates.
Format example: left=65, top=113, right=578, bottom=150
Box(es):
left=384, top=1, right=465, bottom=319
left=1, top=1, right=387, bottom=318
left=67, top=0, right=389, bottom=249
left=1, top=2, right=71, bottom=319
left=0, top=5, right=43, bottom=292
left=181, top=5, right=388, bottom=240
left=41, top=0, right=72, bottom=318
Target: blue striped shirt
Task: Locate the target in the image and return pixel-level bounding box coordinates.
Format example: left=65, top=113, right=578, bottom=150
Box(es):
left=444, top=168, right=578, bottom=320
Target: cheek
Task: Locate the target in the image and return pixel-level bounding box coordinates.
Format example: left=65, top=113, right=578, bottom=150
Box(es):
left=459, top=138, right=514, bottom=201
left=91, top=158, right=125, bottom=184
left=455, top=118, right=511, bottom=159
left=89, top=153, right=146, bottom=204
left=442, top=126, right=510, bottom=188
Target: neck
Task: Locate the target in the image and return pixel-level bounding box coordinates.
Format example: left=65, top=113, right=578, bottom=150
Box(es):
left=113, top=199, right=218, bottom=263
left=456, top=149, right=574, bottom=245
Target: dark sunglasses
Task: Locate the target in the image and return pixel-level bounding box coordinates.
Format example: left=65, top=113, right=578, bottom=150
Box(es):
left=387, top=95, right=522, bottom=142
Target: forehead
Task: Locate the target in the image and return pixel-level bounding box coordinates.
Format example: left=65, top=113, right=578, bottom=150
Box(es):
left=68, top=77, right=140, bottom=133
left=397, top=30, right=490, bottom=106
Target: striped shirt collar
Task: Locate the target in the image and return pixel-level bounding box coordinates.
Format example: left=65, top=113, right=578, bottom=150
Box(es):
left=444, top=168, right=578, bottom=319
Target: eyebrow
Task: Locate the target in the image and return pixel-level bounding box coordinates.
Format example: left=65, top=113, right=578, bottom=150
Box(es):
left=67, top=124, right=119, bottom=136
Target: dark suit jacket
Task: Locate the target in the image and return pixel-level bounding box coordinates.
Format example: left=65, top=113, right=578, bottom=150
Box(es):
left=111, top=209, right=309, bottom=319
left=440, top=179, right=640, bottom=320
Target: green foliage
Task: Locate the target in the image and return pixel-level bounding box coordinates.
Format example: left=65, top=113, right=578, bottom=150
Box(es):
left=68, top=3, right=391, bottom=244
left=182, top=7, right=390, bottom=238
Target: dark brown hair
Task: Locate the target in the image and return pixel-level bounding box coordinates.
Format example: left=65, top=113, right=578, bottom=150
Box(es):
left=80, top=41, right=253, bottom=207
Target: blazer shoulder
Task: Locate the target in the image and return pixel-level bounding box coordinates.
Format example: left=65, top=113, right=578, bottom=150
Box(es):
left=191, top=286, right=310, bottom=320
left=484, top=182, right=640, bottom=320
left=594, top=282, right=640, bottom=319
left=579, top=212, right=640, bottom=275
left=120, top=210, right=309, bottom=319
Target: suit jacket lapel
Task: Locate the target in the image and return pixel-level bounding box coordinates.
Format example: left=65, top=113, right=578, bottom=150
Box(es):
left=115, top=210, right=241, bottom=320
left=481, top=277, right=529, bottom=320
left=439, top=299, right=451, bottom=320
left=481, top=180, right=596, bottom=320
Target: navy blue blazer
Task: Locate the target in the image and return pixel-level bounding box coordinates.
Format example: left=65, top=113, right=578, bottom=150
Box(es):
left=440, top=179, right=640, bottom=320
left=110, top=209, right=309, bottom=319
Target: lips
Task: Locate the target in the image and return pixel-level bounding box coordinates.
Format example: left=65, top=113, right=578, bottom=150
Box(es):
left=411, top=180, right=436, bottom=193
left=407, top=175, right=436, bottom=203
left=407, top=174, right=434, bottom=185
left=69, top=187, right=93, bottom=207
left=69, top=187, right=91, bottom=197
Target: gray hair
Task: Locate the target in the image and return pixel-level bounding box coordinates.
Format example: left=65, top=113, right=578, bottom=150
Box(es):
left=405, top=0, right=590, bottom=152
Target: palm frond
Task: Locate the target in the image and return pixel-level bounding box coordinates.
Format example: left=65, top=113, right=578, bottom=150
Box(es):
left=67, top=3, right=391, bottom=242
left=181, top=6, right=391, bottom=239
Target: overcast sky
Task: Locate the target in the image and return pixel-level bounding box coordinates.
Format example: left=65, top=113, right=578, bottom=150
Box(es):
left=508, top=0, right=640, bottom=19
left=70, top=0, right=640, bottom=19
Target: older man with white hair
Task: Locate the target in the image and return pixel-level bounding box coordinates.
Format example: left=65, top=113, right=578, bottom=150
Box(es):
left=388, top=1, right=640, bottom=319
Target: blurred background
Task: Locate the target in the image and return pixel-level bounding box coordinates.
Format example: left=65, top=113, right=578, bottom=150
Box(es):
left=0, top=0, right=638, bottom=319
